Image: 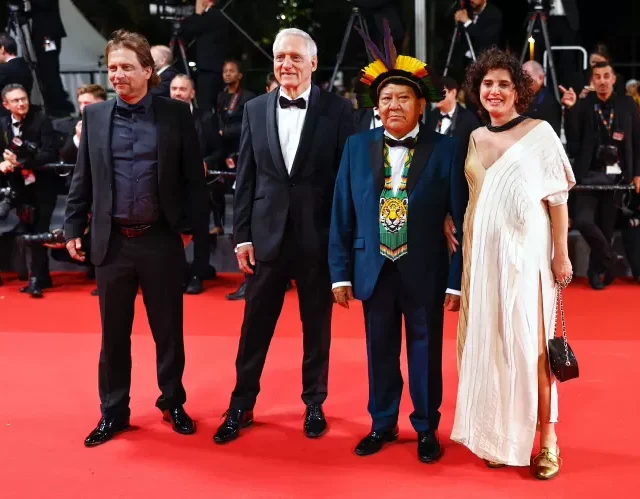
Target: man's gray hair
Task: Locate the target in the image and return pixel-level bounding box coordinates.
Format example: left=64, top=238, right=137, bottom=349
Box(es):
left=523, top=60, right=545, bottom=78
left=273, top=28, right=317, bottom=59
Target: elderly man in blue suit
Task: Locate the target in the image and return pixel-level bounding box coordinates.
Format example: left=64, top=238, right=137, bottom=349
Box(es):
left=329, top=41, right=467, bottom=463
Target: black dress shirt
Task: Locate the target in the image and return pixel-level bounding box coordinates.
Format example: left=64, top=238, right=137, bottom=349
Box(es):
left=111, top=93, right=160, bottom=223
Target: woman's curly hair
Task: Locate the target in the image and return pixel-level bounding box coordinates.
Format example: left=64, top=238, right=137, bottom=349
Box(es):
left=463, top=48, right=534, bottom=123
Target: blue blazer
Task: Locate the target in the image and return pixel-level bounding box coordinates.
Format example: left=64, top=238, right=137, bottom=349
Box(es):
left=328, top=125, right=467, bottom=306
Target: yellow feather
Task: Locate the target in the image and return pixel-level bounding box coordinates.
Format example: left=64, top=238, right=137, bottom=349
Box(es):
left=394, top=55, right=425, bottom=75
left=362, top=60, right=389, bottom=80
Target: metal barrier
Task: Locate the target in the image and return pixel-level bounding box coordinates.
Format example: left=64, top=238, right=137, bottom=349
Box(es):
left=543, top=45, right=589, bottom=86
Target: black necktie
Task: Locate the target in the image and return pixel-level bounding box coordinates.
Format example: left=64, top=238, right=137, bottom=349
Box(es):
left=440, top=113, right=451, bottom=121
left=384, top=135, right=417, bottom=149
left=116, top=104, right=146, bottom=118
left=279, top=96, right=306, bottom=109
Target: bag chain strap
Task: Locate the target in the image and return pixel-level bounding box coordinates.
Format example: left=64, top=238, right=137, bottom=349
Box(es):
left=553, top=284, right=570, bottom=367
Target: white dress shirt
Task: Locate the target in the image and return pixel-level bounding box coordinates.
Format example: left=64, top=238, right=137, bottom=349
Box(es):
left=235, top=85, right=311, bottom=252
left=11, top=117, right=22, bottom=138
left=277, top=85, right=311, bottom=174
left=437, top=104, right=456, bottom=135
left=332, top=123, right=461, bottom=297
left=370, top=113, right=382, bottom=130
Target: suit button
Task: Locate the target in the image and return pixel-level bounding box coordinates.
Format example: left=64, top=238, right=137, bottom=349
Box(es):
left=290, top=182, right=296, bottom=187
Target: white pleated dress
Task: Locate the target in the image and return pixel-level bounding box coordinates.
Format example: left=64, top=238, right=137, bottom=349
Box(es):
left=451, top=121, right=576, bottom=466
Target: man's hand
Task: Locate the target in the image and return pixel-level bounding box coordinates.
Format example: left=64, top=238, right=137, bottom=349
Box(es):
left=558, top=85, right=577, bottom=108
left=75, top=120, right=83, bottom=140
left=0, top=160, right=14, bottom=173
left=444, top=293, right=460, bottom=312
left=332, top=286, right=354, bottom=309
left=3, top=149, right=18, bottom=166
left=454, top=9, right=470, bottom=23
left=66, top=237, right=86, bottom=262
left=444, top=215, right=459, bottom=253
left=203, top=161, right=208, bottom=176
left=236, top=244, right=256, bottom=274
left=225, top=157, right=236, bottom=169
left=632, top=176, right=640, bottom=194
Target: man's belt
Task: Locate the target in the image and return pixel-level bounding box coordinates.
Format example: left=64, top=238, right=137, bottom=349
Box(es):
left=112, top=218, right=154, bottom=238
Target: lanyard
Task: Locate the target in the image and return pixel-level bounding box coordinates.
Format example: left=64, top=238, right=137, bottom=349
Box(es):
left=595, top=103, right=614, bottom=135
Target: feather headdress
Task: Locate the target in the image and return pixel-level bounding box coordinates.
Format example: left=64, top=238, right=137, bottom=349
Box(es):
left=355, top=19, right=444, bottom=108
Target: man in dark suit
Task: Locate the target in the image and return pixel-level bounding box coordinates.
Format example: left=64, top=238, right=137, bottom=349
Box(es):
left=29, top=0, right=74, bottom=116
left=522, top=61, right=562, bottom=136
left=454, top=0, right=502, bottom=57
left=353, top=106, right=382, bottom=133
left=180, top=0, right=229, bottom=112
left=213, top=28, right=355, bottom=444
left=0, top=32, right=33, bottom=117
left=170, top=73, right=224, bottom=294
left=427, top=76, right=480, bottom=157
left=547, top=0, right=580, bottom=89
left=64, top=30, right=208, bottom=447
left=563, top=61, right=640, bottom=289
left=150, top=45, right=179, bottom=98
left=329, top=49, right=465, bottom=463
left=1, top=84, right=58, bottom=297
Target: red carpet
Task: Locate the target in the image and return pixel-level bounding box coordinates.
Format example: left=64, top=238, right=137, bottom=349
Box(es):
left=1, top=272, right=639, bottom=498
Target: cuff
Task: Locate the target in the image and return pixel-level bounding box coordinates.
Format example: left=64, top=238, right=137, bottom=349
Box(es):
left=446, top=288, right=461, bottom=296
left=463, top=20, right=472, bottom=28
left=73, top=135, right=80, bottom=148
left=332, top=281, right=352, bottom=290
left=235, top=242, right=253, bottom=252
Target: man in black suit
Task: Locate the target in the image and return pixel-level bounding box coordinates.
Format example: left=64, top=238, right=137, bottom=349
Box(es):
left=150, top=45, right=179, bottom=98
left=353, top=106, right=382, bottom=133
left=547, top=0, right=580, bottom=89
left=29, top=0, right=74, bottom=116
left=0, top=32, right=33, bottom=117
left=523, top=60, right=562, bottom=136
left=180, top=0, right=229, bottom=112
left=563, top=61, right=640, bottom=289
left=427, top=76, right=479, bottom=157
left=64, top=30, right=208, bottom=447
left=170, top=73, right=223, bottom=294
left=1, top=84, right=58, bottom=297
left=213, top=28, right=355, bottom=444
left=454, top=0, right=502, bottom=58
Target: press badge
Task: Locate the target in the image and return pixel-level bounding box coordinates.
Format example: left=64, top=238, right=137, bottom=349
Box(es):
left=606, top=163, right=622, bottom=175
left=612, top=131, right=624, bottom=141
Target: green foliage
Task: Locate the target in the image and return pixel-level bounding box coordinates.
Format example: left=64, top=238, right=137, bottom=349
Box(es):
left=276, top=0, right=320, bottom=35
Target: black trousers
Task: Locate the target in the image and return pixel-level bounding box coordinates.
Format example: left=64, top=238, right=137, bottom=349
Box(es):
left=230, top=225, right=333, bottom=410
left=34, top=37, right=74, bottom=116
left=196, top=71, right=223, bottom=113
left=26, top=182, right=58, bottom=281
left=95, top=223, right=186, bottom=419
left=574, top=190, right=620, bottom=274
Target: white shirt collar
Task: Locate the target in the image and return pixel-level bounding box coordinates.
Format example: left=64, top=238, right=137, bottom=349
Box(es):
left=157, top=65, right=169, bottom=75
left=279, top=85, right=312, bottom=102
left=384, top=122, right=420, bottom=140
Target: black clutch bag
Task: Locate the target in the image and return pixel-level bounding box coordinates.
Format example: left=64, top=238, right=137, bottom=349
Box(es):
left=548, top=282, right=579, bottom=382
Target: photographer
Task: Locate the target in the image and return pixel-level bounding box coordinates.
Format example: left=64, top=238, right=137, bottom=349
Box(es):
left=0, top=83, right=58, bottom=297
left=453, top=0, right=503, bottom=58
left=180, top=0, right=229, bottom=112
left=563, top=61, right=640, bottom=289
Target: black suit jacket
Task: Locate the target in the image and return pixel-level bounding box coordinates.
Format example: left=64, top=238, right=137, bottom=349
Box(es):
left=0, top=57, right=33, bottom=96
left=29, top=0, right=67, bottom=42
left=525, top=86, right=562, bottom=136
left=180, top=7, right=229, bottom=73
left=150, top=67, right=179, bottom=98
left=0, top=106, right=57, bottom=187
left=564, top=93, right=640, bottom=182
left=234, top=85, right=355, bottom=262
left=466, top=3, right=503, bottom=54
left=354, top=108, right=376, bottom=133
left=64, top=96, right=209, bottom=265
left=216, top=89, right=256, bottom=155
left=427, top=105, right=480, bottom=159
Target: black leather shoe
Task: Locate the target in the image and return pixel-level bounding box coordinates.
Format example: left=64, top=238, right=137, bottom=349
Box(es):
left=587, top=272, right=605, bottom=290
left=354, top=426, right=399, bottom=456
left=303, top=404, right=327, bottom=438
left=90, top=288, right=98, bottom=296
left=213, top=408, right=254, bottom=444
left=417, top=431, right=442, bottom=463
left=84, top=417, right=130, bottom=447
left=225, top=281, right=246, bottom=300
left=162, top=406, right=196, bottom=435
left=285, top=280, right=293, bottom=291
left=184, top=276, right=203, bottom=294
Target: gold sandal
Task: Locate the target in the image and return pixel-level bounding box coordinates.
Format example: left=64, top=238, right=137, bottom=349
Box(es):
left=532, top=447, right=562, bottom=480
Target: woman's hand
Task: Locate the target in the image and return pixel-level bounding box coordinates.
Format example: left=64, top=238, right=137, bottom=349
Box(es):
left=552, top=254, right=573, bottom=288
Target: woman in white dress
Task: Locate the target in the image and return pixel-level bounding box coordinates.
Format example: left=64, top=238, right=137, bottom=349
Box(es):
left=450, top=48, right=575, bottom=479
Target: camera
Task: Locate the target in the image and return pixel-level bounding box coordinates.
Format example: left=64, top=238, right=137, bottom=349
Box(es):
left=0, top=186, right=18, bottom=220
left=148, top=0, right=195, bottom=21
left=9, top=136, right=38, bottom=165
left=19, top=230, right=66, bottom=246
